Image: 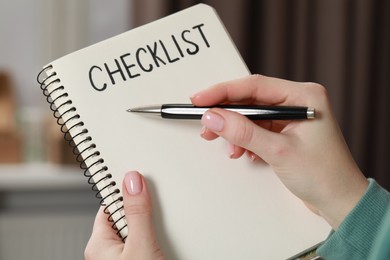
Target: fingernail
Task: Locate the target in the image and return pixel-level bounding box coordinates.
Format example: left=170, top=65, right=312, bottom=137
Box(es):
left=200, top=126, right=207, bottom=137
left=125, top=171, right=143, bottom=195
left=201, top=110, right=225, bottom=132
left=228, top=143, right=235, bottom=158
left=189, top=94, right=197, bottom=101
left=248, top=152, right=258, bottom=162
left=250, top=154, right=257, bottom=162
left=190, top=90, right=203, bottom=101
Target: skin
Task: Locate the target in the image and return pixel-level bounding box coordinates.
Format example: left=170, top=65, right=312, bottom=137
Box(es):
left=192, top=75, right=368, bottom=229
left=85, top=171, right=164, bottom=260
left=85, top=75, right=368, bottom=259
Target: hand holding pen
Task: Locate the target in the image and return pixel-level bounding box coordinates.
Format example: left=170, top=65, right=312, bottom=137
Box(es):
left=191, top=75, right=368, bottom=231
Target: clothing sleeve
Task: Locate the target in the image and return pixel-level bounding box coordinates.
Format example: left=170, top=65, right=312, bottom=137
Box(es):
left=316, top=179, right=390, bottom=260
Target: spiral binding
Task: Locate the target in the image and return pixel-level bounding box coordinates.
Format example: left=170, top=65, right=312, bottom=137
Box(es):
left=37, top=65, right=127, bottom=241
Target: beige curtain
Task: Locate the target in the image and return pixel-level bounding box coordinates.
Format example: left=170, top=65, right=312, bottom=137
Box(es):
left=132, top=0, right=390, bottom=189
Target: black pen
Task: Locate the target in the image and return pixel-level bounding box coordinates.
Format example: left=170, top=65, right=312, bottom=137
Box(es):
left=127, top=104, right=315, bottom=120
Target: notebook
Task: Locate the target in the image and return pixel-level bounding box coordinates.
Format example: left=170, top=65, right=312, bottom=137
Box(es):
left=37, top=4, right=330, bottom=259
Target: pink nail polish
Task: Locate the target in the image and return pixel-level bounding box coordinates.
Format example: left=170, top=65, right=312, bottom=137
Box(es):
left=200, top=126, right=207, bottom=137
left=189, top=94, right=197, bottom=101
left=190, top=90, right=204, bottom=100
left=249, top=153, right=258, bottom=162
left=125, top=171, right=143, bottom=195
left=228, top=143, right=235, bottom=158
left=201, top=111, right=225, bottom=132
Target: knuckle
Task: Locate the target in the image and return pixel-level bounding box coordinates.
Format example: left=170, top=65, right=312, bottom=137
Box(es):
left=250, top=73, right=263, bottom=80
left=249, top=74, right=264, bottom=84
left=124, top=202, right=152, bottom=217
left=305, top=82, right=329, bottom=101
left=232, top=122, right=254, bottom=146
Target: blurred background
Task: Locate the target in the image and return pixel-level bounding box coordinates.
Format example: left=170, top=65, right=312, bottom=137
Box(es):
left=0, top=0, right=389, bottom=259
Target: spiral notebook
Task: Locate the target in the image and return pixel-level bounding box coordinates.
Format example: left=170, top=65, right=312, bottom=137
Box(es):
left=37, top=4, right=329, bottom=259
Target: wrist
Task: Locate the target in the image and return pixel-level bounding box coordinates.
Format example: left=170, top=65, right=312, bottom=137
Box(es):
left=318, top=173, right=368, bottom=230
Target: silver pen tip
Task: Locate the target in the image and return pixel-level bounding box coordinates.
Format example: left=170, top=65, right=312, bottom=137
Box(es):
left=126, top=105, right=162, bottom=115
left=127, top=107, right=146, bottom=113
left=307, top=107, right=315, bottom=119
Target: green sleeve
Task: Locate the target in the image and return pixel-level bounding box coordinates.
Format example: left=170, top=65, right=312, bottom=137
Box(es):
left=316, top=179, right=390, bottom=260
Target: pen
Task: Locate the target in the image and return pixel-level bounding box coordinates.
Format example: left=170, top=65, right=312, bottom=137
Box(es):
left=127, top=104, right=315, bottom=120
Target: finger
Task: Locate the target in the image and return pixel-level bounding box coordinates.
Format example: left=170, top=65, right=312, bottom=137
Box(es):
left=200, top=126, right=219, bottom=140
left=122, top=171, right=159, bottom=254
left=93, top=206, right=123, bottom=242
left=201, top=127, right=246, bottom=158
left=255, top=120, right=273, bottom=131
left=191, top=74, right=305, bottom=107
left=228, top=142, right=246, bottom=159
left=85, top=207, right=122, bottom=259
left=201, top=108, right=289, bottom=163
left=246, top=150, right=261, bottom=162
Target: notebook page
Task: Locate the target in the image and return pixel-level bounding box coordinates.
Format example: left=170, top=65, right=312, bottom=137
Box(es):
left=45, top=4, right=330, bottom=259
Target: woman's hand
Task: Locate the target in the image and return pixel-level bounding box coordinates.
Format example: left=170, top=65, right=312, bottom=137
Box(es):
left=85, top=171, right=164, bottom=260
left=192, top=75, right=368, bottom=229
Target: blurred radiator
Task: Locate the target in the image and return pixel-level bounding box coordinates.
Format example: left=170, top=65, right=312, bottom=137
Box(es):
left=0, top=213, right=94, bottom=260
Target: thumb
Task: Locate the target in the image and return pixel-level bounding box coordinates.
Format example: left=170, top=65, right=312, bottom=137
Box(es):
left=201, top=108, right=285, bottom=162
left=122, top=171, right=161, bottom=256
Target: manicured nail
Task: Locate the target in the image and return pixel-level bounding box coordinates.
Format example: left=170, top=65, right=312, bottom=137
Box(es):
left=125, top=171, right=143, bottom=195
left=248, top=152, right=259, bottom=162
left=228, top=143, right=235, bottom=158
left=201, top=110, right=225, bottom=132
left=250, top=153, right=257, bottom=162
left=190, top=90, right=203, bottom=101
left=200, top=126, right=207, bottom=137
